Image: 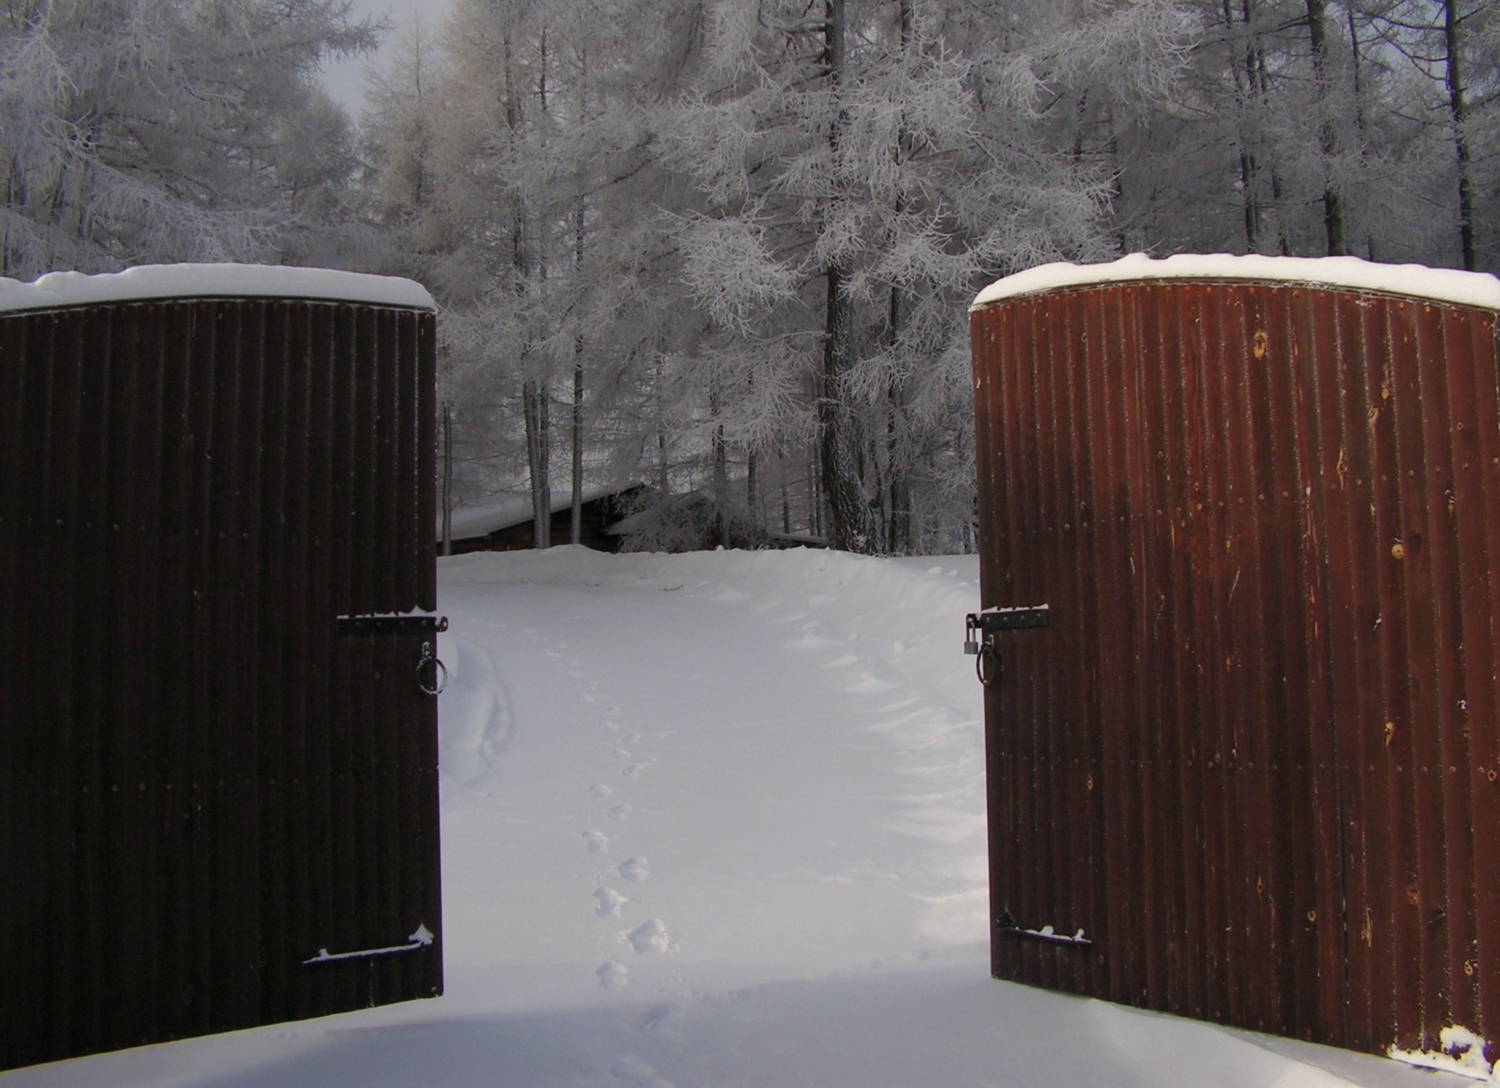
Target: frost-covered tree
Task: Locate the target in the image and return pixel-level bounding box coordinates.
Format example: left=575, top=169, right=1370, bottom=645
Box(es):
left=362, top=0, right=700, bottom=543
left=661, top=0, right=1197, bottom=552
left=0, top=0, right=381, bottom=277
left=1105, top=0, right=1500, bottom=271
left=355, top=0, right=1496, bottom=556
left=1362, top=0, right=1500, bottom=269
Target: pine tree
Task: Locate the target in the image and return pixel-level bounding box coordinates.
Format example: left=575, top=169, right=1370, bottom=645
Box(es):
left=0, top=0, right=380, bottom=277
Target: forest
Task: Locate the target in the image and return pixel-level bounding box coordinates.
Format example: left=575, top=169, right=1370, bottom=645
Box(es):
left=3, top=0, right=1497, bottom=554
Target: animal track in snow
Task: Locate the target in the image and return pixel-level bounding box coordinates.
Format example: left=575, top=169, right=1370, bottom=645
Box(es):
left=626, top=918, right=673, bottom=954
left=618, top=857, right=651, bottom=883
left=609, top=804, right=633, bottom=820
left=582, top=830, right=609, bottom=854
left=591, top=783, right=613, bottom=798
left=594, top=885, right=628, bottom=917
left=639, top=1003, right=688, bottom=1047
left=597, top=960, right=629, bottom=991
left=621, top=763, right=649, bottom=779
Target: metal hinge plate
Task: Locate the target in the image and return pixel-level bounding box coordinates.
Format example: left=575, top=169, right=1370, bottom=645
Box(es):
left=336, top=613, right=449, bottom=636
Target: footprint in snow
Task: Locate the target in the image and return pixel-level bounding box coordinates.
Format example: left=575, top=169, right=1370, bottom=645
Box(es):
left=594, top=885, right=628, bottom=918
left=597, top=960, right=630, bottom=992
left=618, top=857, right=650, bottom=883
left=583, top=830, right=609, bottom=854
left=621, top=763, right=648, bottom=779
left=591, top=783, right=613, bottom=798
left=638, top=1004, right=688, bottom=1048
left=626, top=918, right=673, bottom=954
left=609, top=804, right=632, bottom=821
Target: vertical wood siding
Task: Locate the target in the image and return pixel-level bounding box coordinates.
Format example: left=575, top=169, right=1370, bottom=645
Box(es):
left=0, top=297, right=441, bottom=1071
left=971, top=280, right=1500, bottom=1061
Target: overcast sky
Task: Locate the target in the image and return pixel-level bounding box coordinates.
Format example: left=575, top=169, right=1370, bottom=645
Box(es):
left=321, top=0, right=450, bottom=117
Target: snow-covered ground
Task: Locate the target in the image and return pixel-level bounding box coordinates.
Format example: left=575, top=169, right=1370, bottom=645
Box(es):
left=7, top=548, right=1476, bottom=1087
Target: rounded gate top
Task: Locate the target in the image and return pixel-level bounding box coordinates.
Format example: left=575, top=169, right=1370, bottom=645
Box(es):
left=971, top=253, right=1500, bottom=314
left=0, top=263, right=436, bottom=315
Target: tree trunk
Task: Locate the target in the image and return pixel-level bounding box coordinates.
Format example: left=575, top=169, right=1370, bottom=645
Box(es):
left=886, top=0, right=914, bottom=556
left=1250, top=23, right=1291, bottom=254
left=1305, top=0, right=1346, bottom=255
left=713, top=424, right=729, bottom=549
left=655, top=356, right=670, bottom=493
left=780, top=452, right=792, bottom=535
left=571, top=69, right=587, bottom=548
left=1347, top=3, right=1376, bottom=260
left=1224, top=0, right=1263, bottom=250
left=524, top=378, right=551, bottom=548
left=571, top=361, right=583, bottom=546
left=819, top=0, right=874, bottom=553
left=821, top=264, right=873, bottom=553
left=809, top=443, right=822, bottom=540
left=886, top=282, right=911, bottom=555
left=1443, top=0, right=1476, bottom=270
left=747, top=449, right=758, bottom=534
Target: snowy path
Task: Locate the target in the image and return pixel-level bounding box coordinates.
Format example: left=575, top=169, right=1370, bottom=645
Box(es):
left=434, top=547, right=991, bottom=1015
left=6, top=548, right=1474, bottom=1088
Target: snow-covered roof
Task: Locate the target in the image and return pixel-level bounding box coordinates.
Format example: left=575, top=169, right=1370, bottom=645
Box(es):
left=443, top=484, right=638, bottom=539
left=0, top=263, right=435, bottom=314
left=971, top=253, right=1500, bottom=312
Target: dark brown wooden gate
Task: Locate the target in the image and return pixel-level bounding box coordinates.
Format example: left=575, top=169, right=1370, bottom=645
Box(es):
left=0, top=266, right=443, bottom=1071
left=969, top=255, right=1500, bottom=1065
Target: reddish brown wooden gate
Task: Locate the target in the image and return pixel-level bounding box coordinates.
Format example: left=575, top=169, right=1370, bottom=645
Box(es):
left=969, top=255, right=1500, bottom=1064
left=0, top=266, right=444, bottom=1071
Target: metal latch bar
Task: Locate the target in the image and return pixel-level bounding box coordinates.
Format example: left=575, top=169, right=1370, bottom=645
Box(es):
left=964, top=605, right=1049, bottom=687
left=336, top=614, right=448, bottom=636
left=998, top=910, right=1092, bottom=948
left=303, top=923, right=435, bottom=965
left=968, top=604, right=1050, bottom=633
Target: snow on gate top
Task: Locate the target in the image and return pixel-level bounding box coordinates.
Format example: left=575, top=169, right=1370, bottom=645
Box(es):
left=0, top=263, right=435, bottom=314
left=971, top=252, right=1500, bottom=312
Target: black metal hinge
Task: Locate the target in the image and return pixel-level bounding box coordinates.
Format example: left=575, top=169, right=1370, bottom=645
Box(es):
left=336, top=614, right=449, bottom=636
left=966, top=604, right=1051, bottom=639
left=964, top=605, right=1050, bottom=686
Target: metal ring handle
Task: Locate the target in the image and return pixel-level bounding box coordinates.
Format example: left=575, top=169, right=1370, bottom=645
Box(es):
left=976, top=643, right=1000, bottom=688
left=418, top=641, right=448, bottom=696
